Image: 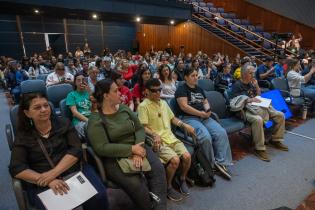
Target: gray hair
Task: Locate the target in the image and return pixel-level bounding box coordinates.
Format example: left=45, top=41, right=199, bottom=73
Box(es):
left=241, top=64, right=255, bottom=77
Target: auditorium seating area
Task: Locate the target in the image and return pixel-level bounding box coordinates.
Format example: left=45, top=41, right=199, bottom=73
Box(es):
left=1, top=1, right=315, bottom=210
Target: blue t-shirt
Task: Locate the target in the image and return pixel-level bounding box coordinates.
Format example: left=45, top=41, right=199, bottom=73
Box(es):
left=66, top=90, right=91, bottom=125
left=257, top=64, right=276, bottom=82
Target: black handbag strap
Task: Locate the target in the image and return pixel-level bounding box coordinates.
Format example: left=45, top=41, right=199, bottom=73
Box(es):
left=36, top=137, right=55, bottom=169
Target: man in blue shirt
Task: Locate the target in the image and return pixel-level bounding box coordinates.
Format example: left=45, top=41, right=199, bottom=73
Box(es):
left=257, top=57, right=276, bottom=82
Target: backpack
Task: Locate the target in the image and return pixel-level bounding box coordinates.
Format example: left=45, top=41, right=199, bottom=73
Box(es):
left=188, top=137, right=216, bottom=187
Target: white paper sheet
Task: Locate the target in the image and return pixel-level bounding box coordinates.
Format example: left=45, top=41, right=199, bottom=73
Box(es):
left=250, top=96, right=272, bottom=108
left=38, top=172, right=97, bottom=210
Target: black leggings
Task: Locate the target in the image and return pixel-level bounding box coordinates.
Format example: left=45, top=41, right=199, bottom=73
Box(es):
left=104, top=146, right=167, bottom=210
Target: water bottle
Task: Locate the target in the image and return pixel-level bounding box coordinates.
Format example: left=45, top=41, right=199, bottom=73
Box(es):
left=302, top=105, right=308, bottom=120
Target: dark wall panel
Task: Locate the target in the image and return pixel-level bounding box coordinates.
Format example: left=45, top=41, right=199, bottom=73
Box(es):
left=0, top=15, right=22, bottom=57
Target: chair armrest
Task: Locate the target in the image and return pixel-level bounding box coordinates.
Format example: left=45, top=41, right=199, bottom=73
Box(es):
left=12, top=178, right=28, bottom=210
left=5, top=124, right=13, bottom=151
left=86, top=147, right=107, bottom=184
left=210, top=112, right=220, bottom=123
left=258, top=80, right=271, bottom=89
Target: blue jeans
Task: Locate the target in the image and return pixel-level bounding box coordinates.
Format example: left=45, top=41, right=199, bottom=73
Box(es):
left=181, top=116, right=232, bottom=166
left=302, top=85, right=315, bottom=112
left=11, top=86, right=21, bottom=104
left=27, top=165, right=108, bottom=210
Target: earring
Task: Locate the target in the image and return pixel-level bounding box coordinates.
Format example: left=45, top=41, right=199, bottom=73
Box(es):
left=29, top=118, right=33, bottom=127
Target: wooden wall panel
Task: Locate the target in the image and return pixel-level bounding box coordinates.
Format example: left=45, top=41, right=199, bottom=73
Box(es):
left=204, top=0, right=315, bottom=49
left=137, top=22, right=246, bottom=58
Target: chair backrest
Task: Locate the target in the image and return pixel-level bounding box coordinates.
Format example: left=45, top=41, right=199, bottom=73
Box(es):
left=59, top=98, right=73, bottom=120
left=205, top=91, right=227, bottom=118
left=169, top=98, right=181, bottom=117
left=199, top=2, right=206, bottom=7
left=271, top=78, right=290, bottom=97
left=241, top=19, right=250, bottom=25
left=255, top=25, right=263, bottom=32
left=217, top=7, right=224, bottom=13
left=233, top=19, right=241, bottom=25
left=20, top=79, right=46, bottom=94
left=217, top=19, right=226, bottom=25
left=206, top=2, right=214, bottom=7
left=263, top=41, right=272, bottom=49
left=36, top=73, right=49, bottom=82
left=9, top=105, right=19, bottom=140
left=198, top=79, right=215, bottom=91
left=47, top=83, right=73, bottom=108
left=231, top=25, right=240, bottom=32
left=263, top=32, right=272, bottom=39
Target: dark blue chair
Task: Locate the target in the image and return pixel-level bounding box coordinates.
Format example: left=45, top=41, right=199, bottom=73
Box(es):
left=46, top=83, right=73, bottom=113
left=205, top=91, right=246, bottom=134
left=206, top=2, right=214, bottom=7
left=217, top=7, right=224, bottom=13
left=198, top=79, right=215, bottom=91
left=36, top=74, right=49, bottom=82
left=20, top=79, right=46, bottom=94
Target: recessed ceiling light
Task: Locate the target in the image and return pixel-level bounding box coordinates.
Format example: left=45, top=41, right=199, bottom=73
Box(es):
left=136, top=17, right=141, bottom=22
left=170, top=20, right=175, bottom=25
left=34, top=9, right=39, bottom=14
left=92, top=14, right=98, bottom=19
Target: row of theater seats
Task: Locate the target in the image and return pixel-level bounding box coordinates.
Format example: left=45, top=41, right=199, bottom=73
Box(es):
left=6, top=77, right=302, bottom=209
left=190, top=0, right=275, bottom=50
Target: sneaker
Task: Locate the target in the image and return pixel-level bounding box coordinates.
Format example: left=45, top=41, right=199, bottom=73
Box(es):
left=269, top=141, right=289, bottom=151
left=254, top=149, right=271, bottom=162
left=214, top=162, right=231, bottom=180
left=167, top=187, right=183, bottom=202
left=179, top=180, right=190, bottom=196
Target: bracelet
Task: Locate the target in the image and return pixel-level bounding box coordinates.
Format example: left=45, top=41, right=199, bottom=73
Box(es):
left=177, top=120, right=182, bottom=127
left=179, top=121, right=184, bottom=128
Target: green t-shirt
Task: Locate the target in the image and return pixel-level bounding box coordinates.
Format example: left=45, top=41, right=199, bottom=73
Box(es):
left=66, top=90, right=91, bottom=125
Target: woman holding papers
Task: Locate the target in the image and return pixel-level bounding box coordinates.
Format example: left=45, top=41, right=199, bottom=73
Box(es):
left=9, top=92, right=108, bottom=210
left=88, top=79, right=167, bottom=210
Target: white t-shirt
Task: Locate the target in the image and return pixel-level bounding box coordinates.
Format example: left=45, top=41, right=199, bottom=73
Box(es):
left=287, top=70, right=305, bottom=97
left=160, top=80, right=176, bottom=99
left=46, top=72, right=74, bottom=86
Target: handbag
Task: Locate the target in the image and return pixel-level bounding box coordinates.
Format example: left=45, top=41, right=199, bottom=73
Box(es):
left=99, top=112, right=151, bottom=173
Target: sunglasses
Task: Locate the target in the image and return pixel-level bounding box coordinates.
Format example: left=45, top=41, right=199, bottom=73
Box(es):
left=149, top=88, right=162, bottom=93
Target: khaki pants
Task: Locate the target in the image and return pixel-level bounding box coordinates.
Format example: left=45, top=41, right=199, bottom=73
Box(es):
left=245, top=106, right=285, bottom=150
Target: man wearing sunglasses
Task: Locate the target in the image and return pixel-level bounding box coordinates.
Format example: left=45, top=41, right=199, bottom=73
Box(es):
left=138, top=78, right=195, bottom=202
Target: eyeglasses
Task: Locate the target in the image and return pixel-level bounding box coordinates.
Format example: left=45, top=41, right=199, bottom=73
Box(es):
left=149, top=88, right=162, bottom=93
left=57, top=68, right=65, bottom=71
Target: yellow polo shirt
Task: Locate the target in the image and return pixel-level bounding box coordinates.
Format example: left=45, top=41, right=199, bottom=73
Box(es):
left=234, top=67, right=241, bottom=80
left=138, top=99, right=179, bottom=145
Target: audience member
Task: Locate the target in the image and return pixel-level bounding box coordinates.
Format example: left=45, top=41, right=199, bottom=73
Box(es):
left=87, top=79, right=167, bottom=210
left=111, top=71, right=134, bottom=111
left=66, top=72, right=92, bottom=138
left=132, top=67, right=152, bottom=109
left=5, top=60, right=28, bottom=103
left=286, top=59, right=315, bottom=114
left=175, top=68, right=232, bottom=179
left=231, top=65, right=288, bottom=161
left=46, top=62, right=74, bottom=86
left=158, top=64, right=176, bottom=103
left=9, top=92, right=108, bottom=210
left=138, top=78, right=193, bottom=201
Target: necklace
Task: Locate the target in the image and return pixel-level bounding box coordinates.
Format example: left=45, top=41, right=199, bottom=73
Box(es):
left=38, top=129, right=51, bottom=138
